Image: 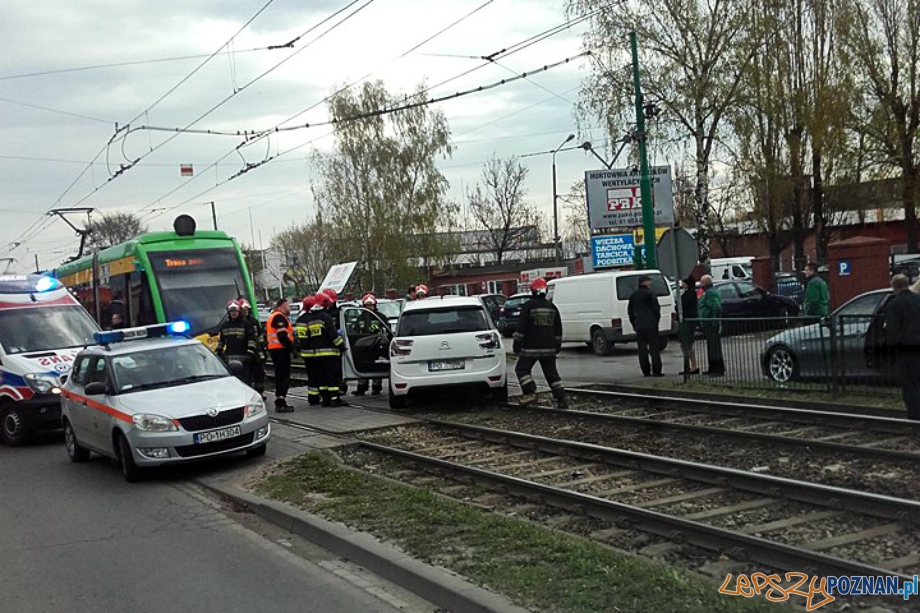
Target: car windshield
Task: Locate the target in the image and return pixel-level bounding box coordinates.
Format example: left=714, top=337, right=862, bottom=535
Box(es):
left=111, top=343, right=230, bottom=393
left=0, top=306, right=99, bottom=355
left=376, top=301, right=402, bottom=320
left=505, top=297, right=529, bottom=309
left=148, top=248, right=246, bottom=337
left=398, top=305, right=490, bottom=336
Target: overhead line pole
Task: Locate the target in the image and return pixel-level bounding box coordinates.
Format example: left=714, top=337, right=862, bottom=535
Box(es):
left=631, top=30, right=657, bottom=270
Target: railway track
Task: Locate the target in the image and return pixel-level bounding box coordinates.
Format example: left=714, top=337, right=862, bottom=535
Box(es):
left=270, top=411, right=920, bottom=592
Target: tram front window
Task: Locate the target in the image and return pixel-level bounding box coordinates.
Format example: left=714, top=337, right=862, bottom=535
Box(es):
left=148, top=249, right=246, bottom=336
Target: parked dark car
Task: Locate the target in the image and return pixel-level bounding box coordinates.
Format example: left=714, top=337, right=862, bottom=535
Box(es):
left=478, top=293, right=507, bottom=325
left=495, top=293, right=531, bottom=337
left=761, top=289, right=895, bottom=383
left=712, top=280, right=800, bottom=332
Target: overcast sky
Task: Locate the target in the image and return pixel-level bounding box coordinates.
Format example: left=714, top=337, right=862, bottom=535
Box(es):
left=0, top=0, right=620, bottom=272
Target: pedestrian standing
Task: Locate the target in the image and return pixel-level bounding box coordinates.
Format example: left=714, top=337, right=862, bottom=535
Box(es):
left=627, top=275, right=663, bottom=377
left=803, top=262, right=829, bottom=323
left=679, top=276, right=700, bottom=375
left=406, top=286, right=417, bottom=301
left=698, top=275, right=725, bottom=376
left=266, top=297, right=295, bottom=413
left=513, top=278, right=567, bottom=408
left=886, top=274, right=920, bottom=421
left=322, top=289, right=348, bottom=401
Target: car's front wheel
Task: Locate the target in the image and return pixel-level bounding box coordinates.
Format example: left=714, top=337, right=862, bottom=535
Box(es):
left=1, top=404, right=32, bottom=446
left=766, top=345, right=799, bottom=383
left=63, top=419, right=90, bottom=462
left=116, top=432, right=142, bottom=483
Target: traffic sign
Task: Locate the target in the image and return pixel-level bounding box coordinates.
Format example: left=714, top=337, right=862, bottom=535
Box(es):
left=838, top=260, right=851, bottom=276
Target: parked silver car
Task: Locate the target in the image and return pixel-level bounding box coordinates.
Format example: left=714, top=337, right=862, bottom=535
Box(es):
left=760, top=289, right=893, bottom=383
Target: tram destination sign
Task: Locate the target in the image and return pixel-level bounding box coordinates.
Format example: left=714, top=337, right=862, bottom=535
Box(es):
left=585, top=166, right=674, bottom=231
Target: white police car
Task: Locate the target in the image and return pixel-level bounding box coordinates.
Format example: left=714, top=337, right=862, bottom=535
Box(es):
left=60, top=322, right=270, bottom=482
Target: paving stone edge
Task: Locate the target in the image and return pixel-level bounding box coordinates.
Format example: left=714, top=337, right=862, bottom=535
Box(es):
left=202, top=481, right=532, bottom=613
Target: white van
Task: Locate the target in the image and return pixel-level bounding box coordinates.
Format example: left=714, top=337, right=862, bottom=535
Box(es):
left=0, top=275, right=100, bottom=445
left=710, top=257, right=754, bottom=281
left=548, top=270, right=677, bottom=356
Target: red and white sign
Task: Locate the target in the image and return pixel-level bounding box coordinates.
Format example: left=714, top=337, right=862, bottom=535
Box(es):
left=180, top=164, right=194, bottom=177
left=606, top=186, right=643, bottom=212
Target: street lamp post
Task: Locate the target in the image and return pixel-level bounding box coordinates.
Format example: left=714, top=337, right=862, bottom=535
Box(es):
left=552, top=134, right=575, bottom=266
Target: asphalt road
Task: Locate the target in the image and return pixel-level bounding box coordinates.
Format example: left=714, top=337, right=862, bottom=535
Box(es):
left=0, top=433, right=430, bottom=613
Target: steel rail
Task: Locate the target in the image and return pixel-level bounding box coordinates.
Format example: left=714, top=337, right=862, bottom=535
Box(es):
left=359, top=439, right=913, bottom=581
left=566, top=388, right=920, bottom=436
left=509, top=402, right=920, bottom=462
left=424, top=419, right=920, bottom=524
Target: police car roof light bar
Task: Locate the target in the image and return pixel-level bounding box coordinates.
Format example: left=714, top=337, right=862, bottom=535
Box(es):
left=92, top=321, right=192, bottom=347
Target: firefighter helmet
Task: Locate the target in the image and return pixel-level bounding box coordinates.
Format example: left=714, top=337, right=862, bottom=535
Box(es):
left=415, top=284, right=429, bottom=297
left=301, top=294, right=315, bottom=311
left=227, top=299, right=241, bottom=311
left=315, top=292, right=334, bottom=309
left=322, top=288, right=339, bottom=303
left=362, top=293, right=377, bottom=307
left=531, top=277, right=548, bottom=295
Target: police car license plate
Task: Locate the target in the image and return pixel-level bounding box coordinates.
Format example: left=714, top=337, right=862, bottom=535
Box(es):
left=429, top=360, right=464, bottom=371
left=195, top=425, right=242, bottom=444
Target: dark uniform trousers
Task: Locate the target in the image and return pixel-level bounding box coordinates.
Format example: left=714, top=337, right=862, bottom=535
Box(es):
left=515, top=354, right=564, bottom=400
left=269, top=348, right=292, bottom=399
left=898, top=349, right=920, bottom=421
left=635, top=328, right=662, bottom=376
left=702, top=324, right=725, bottom=373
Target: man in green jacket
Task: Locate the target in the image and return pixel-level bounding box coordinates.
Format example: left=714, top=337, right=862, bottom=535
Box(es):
left=803, top=263, right=829, bottom=321
left=698, top=275, right=725, bottom=376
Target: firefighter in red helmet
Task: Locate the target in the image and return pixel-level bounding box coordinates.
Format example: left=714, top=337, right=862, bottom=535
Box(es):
left=354, top=293, right=386, bottom=396
left=293, top=291, right=346, bottom=406
left=513, top=277, right=567, bottom=408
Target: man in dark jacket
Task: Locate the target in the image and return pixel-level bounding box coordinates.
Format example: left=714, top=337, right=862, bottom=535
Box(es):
left=513, top=278, right=567, bottom=408
left=627, top=275, right=663, bottom=377
left=886, top=274, right=920, bottom=420
left=294, top=292, right=347, bottom=407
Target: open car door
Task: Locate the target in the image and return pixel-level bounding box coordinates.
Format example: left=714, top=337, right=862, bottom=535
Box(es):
left=340, top=306, right=392, bottom=380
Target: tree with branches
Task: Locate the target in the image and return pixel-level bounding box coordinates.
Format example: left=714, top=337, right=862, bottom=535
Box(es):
left=88, top=212, right=146, bottom=249
left=466, top=156, right=538, bottom=264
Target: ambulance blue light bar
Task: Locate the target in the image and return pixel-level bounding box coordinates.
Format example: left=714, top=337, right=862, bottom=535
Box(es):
left=93, top=321, right=192, bottom=345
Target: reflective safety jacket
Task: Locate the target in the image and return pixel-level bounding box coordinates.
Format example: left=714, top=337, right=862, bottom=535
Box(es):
left=293, top=311, right=344, bottom=359
left=216, top=317, right=255, bottom=357
left=266, top=310, right=293, bottom=350
left=513, top=295, right=562, bottom=357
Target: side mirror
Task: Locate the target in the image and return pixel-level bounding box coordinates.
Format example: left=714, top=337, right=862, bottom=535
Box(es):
left=84, top=381, right=107, bottom=396
left=228, top=360, right=245, bottom=378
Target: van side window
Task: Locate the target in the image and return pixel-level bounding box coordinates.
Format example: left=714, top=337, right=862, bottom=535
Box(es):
left=616, top=275, right=671, bottom=299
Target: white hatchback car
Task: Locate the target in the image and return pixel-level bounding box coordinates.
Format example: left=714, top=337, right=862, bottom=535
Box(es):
left=388, top=296, right=507, bottom=408
left=60, top=323, right=270, bottom=482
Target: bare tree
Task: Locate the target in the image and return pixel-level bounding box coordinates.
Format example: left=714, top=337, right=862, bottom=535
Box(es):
left=272, top=215, right=334, bottom=296
left=466, top=156, right=538, bottom=264
left=88, top=212, right=146, bottom=248
left=839, top=0, right=920, bottom=252
left=570, top=0, right=761, bottom=263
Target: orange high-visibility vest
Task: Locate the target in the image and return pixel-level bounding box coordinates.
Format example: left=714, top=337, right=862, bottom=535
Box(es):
left=266, top=310, right=293, bottom=350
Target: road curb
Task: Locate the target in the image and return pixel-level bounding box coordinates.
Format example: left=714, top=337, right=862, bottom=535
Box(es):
left=201, top=481, right=531, bottom=613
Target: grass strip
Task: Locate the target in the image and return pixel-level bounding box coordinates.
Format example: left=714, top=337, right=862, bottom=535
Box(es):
left=254, top=451, right=789, bottom=613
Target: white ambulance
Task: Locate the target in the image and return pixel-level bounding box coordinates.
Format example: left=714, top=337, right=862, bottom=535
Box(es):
left=0, top=275, right=99, bottom=445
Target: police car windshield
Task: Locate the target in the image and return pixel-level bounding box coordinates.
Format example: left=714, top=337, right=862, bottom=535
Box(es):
left=112, top=343, right=230, bottom=393
left=0, top=306, right=98, bottom=355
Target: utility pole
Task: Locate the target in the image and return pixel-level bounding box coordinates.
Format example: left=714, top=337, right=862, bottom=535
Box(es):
left=631, top=31, right=657, bottom=270
left=210, top=201, right=218, bottom=230
left=34, top=254, right=40, bottom=273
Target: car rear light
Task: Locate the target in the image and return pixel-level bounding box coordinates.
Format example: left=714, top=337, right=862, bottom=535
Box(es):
left=394, top=383, right=408, bottom=389
left=488, top=375, right=503, bottom=382
left=476, top=332, right=500, bottom=350
left=611, top=318, right=622, bottom=328
left=390, top=339, right=413, bottom=356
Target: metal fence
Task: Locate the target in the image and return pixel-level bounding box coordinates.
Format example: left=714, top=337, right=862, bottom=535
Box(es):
left=681, top=315, right=900, bottom=397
